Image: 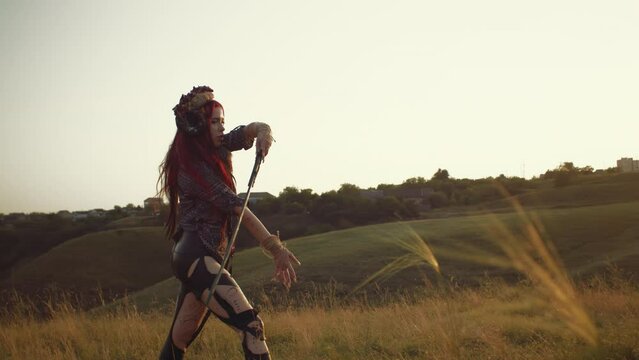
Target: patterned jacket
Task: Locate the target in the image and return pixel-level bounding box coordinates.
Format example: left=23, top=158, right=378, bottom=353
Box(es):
left=177, top=126, right=254, bottom=256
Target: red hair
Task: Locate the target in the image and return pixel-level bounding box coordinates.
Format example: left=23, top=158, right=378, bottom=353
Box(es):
left=157, top=101, right=235, bottom=238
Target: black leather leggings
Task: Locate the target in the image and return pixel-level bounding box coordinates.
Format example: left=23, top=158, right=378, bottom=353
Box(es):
left=159, top=229, right=270, bottom=360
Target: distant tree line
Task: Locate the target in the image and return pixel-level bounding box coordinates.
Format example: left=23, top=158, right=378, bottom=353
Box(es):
left=1, top=162, right=618, bottom=225
left=249, top=162, right=620, bottom=232
left=251, top=183, right=420, bottom=228
left=540, top=162, right=616, bottom=187
left=0, top=162, right=621, bottom=267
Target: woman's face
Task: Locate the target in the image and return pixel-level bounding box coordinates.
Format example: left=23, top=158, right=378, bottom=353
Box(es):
left=209, top=106, right=225, bottom=147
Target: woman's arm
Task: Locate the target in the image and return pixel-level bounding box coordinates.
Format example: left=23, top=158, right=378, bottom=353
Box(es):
left=180, top=164, right=245, bottom=215
left=233, top=206, right=301, bottom=288
left=243, top=122, right=273, bottom=157
left=235, top=206, right=270, bottom=240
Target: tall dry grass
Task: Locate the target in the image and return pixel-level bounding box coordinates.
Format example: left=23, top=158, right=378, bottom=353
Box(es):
left=349, top=225, right=440, bottom=295
left=1, top=280, right=638, bottom=359
left=353, top=184, right=601, bottom=347
left=2, top=185, right=638, bottom=358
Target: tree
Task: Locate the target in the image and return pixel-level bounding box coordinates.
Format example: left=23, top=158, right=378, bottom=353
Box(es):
left=432, top=168, right=450, bottom=181
left=309, top=190, right=342, bottom=223
left=558, top=162, right=575, bottom=172
left=337, top=183, right=360, bottom=196
left=376, top=183, right=396, bottom=190
left=553, top=162, right=584, bottom=187
left=279, top=186, right=318, bottom=209
left=579, top=165, right=594, bottom=175
left=282, top=202, right=306, bottom=215
left=554, top=171, right=574, bottom=187
left=402, top=177, right=427, bottom=186
left=279, top=186, right=300, bottom=200
left=376, top=196, right=403, bottom=219
left=251, top=196, right=281, bottom=215
left=428, top=191, right=449, bottom=208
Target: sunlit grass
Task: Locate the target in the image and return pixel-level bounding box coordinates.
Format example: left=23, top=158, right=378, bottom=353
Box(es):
left=353, top=183, right=599, bottom=346
left=1, top=280, right=637, bottom=359
left=349, top=225, right=440, bottom=295
left=4, top=186, right=639, bottom=358
left=481, top=184, right=598, bottom=345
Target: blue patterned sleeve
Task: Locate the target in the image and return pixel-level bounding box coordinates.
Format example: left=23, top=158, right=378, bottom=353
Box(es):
left=223, top=125, right=254, bottom=152
left=180, top=162, right=244, bottom=214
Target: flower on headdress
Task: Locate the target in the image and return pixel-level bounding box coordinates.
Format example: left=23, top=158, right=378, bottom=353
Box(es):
left=173, top=86, right=215, bottom=136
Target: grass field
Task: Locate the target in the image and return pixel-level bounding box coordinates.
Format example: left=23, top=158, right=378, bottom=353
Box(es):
left=1, top=278, right=638, bottom=359
left=124, top=200, right=639, bottom=311
left=6, top=174, right=639, bottom=302
left=2, top=180, right=639, bottom=358
left=486, top=172, right=639, bottom=209
left=5, top=200, right=638, bottom=313
left=4, top=227, right=172, bottom=293
left=103, top=216, right=160, bottom=230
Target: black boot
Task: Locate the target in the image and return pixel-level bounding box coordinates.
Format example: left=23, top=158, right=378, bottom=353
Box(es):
left=159, top=334, right=184, bottom=360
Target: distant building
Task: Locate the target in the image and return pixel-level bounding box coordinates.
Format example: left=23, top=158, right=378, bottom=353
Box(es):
left=88, top=209, right=106, bottom=217
left=384, top=187, right=434, bottom=210
left=238, top=192, right=275, bottom=205
left=144, top=197, right=164, bottom=215
left=71, top=211, right=89, bottom=221
left=57, top=210, right=72, bottom=219
left=617, top=157, right=639, bottom=173
left=71, top=209, right=108, bottom=221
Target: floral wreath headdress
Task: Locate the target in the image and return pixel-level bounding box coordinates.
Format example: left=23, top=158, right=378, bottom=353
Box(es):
left=173, top=86, right=215, bottom=136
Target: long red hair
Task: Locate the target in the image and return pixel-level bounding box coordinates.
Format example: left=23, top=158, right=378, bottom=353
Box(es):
left=157, top=101, right=235, bottom=239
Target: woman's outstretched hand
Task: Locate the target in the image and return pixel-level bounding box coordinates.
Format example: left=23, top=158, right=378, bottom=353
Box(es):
left=273, top=247, right=301, bottom=289
left=260, top=233, right=301, bottom=289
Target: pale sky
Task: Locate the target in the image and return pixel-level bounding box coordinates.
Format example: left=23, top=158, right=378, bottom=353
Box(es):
left=1, top=0, right=637, bottom=214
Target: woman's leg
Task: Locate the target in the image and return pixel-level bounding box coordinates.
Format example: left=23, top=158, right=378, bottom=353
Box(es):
left=172, top=292, right=208, bottom=349
left=159, top=284, right=210, bottom=360
left=161, top=255, right=270, bottom=360
left=193, top=255, right=270, bottom=359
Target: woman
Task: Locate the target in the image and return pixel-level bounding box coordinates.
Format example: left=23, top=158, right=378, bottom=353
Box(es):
left=157, top=86, right=300, bottom=360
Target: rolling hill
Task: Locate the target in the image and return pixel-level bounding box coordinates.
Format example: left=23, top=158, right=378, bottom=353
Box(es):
left=5, top=174, right=639, bottom=311
left=126, top=200, right=639, bottom=310
left=4, top=227, right=173, bottom=293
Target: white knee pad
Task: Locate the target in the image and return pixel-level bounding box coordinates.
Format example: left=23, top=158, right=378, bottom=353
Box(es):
left=242, top=318, right=269, bottom=355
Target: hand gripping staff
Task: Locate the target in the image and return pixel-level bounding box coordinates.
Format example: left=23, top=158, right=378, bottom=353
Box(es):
left=205, top=151, right=263, bottom=307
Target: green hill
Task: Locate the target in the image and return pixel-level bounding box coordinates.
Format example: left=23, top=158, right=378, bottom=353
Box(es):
left=6, top=174, right=639, bottom=308
left=491, top=172, right=639, bottom=208
left=104, top=215, right=161, bottom=229
left=125, top=200, right=639, bottom=310
left=5, top=227, right=173, bottom=293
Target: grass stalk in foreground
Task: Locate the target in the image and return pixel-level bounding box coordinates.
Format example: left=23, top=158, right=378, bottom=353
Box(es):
left=354, top=183, right=599, bottom=346
left=2, top=281, right=637, bottom=359
left=484, top=183, right=599, bottom=345
left=349, top=225, right=440, bottom=295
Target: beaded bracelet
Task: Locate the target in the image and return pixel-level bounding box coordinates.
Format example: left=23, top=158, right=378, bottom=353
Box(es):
left=260, top=232, right=285, bottom=258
